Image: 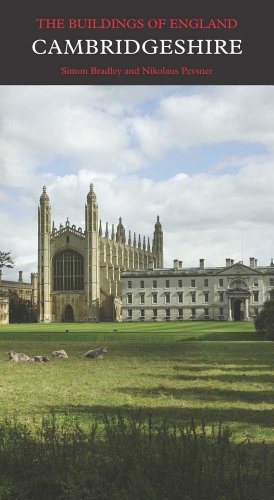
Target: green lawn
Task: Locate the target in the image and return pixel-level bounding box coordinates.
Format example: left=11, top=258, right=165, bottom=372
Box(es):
left=0, top=319, right=255, bottom=340
left=2, top=321, right=274, bottom=443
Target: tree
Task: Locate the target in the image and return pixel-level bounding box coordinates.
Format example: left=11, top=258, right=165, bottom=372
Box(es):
left=0, top=251, right=15, bottom=299
left=9, top=292, right=30, bottom=323
left=0, top=251, right=15, bottom=270
left=255, top=293, right=274, bottom=340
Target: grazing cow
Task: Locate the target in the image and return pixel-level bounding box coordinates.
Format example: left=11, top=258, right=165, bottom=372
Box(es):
left=52, top=350, right=68, bottom=359
left=84, top=347, right=108, bottom=359
left=7, top=351, right=31, bottom=362
left=28, top=356, right=49, bottom=363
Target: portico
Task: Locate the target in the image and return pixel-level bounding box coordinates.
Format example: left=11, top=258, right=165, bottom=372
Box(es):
left=227, top=281, right=250, bottom=321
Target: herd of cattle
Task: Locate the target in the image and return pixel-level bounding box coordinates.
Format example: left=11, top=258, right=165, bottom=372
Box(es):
left=7, top=346, right=108, bottom=362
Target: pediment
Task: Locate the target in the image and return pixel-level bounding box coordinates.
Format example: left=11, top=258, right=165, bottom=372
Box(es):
left=216, top=263, right=261, bottom=276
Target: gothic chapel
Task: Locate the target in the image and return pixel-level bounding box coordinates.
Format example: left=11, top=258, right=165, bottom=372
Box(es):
left=38, top=184, right=163, bottom=322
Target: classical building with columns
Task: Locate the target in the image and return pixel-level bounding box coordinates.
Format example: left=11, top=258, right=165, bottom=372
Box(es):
left=37, top=184, right=163, bottom=322
left=121, top=257, right=274, bottom=322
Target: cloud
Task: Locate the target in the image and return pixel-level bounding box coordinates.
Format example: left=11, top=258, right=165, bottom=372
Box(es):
left=0, top=85, right=274, bottom=282
left=130, top=87, right=274, bottom=160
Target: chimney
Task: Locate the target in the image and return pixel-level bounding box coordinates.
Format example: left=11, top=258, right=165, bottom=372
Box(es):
left=173, top=259, right=179, bottom=269
left=178, top=261, right=183, bottom=269
left=249, top=257, right=255, bottom=268
left=271, top=258, right=274, bottom=267
left=199, top=259, right=205, bottom=270
left=148, top=259, right=154, bottom=270
left=226, top=258, right=231, bottom=267
left=255, top=259, right=258, bottom=268
left=18, top=271, right=23, bottom=283
left=231, top=259, right=234, bottom=265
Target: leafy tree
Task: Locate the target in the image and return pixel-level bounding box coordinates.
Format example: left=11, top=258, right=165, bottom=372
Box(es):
left=255, top=293, right=274, bottom=340
left=0, top=251, right=15, bottom=298
left=0, top=251, right=15, bottom=270
left=9, top=292, right=30, bottom=323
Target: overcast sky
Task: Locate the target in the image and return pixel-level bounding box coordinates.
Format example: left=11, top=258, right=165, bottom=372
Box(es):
left=0, top=85, right=273, bottom=282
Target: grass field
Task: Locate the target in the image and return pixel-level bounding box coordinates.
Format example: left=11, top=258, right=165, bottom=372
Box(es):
left=1, top=321, right=274, bottom=443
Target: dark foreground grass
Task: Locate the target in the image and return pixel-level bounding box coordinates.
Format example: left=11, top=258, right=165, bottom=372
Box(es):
left=1, top=412, right=274, bottom=500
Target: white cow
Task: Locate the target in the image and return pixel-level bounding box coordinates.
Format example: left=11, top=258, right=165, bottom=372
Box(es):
left=7, top=351, right=31, bottom=362
left=84, top=347, right=108, bottom=359
left=52, top=350, right=68, bottom=359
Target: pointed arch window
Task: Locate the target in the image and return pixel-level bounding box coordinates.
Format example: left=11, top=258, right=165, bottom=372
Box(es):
left=53, top=251, right=84, bottom=291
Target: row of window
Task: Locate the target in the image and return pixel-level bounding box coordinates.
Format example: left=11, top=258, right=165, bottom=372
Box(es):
left=125, top=306, right=260, bottom=319
left=126, top=291, right=261, bottom=305
left=127, top=278, right=274, bottom=289
left=125, top=307, right=223, bottom=319
left=127, top=279, right=217, bottom=289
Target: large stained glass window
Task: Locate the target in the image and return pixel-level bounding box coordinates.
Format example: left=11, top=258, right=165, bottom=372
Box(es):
left=53, top=251, right=84, bottom=291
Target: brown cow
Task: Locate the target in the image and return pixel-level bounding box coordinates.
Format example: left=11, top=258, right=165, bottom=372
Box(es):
left=84, top=347, right=108, bottom=359
left=28, top=356, right=49, bottom=362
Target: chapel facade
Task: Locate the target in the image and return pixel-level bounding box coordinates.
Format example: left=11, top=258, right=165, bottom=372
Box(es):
left=37, top=184, right=163, bottom=322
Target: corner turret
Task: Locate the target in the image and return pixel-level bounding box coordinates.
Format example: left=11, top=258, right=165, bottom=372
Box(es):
left=153, top=215, right=163, bottom=268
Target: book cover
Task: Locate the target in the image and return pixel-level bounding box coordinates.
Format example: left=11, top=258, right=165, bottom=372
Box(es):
left=1, top=0, right=274, bottom=497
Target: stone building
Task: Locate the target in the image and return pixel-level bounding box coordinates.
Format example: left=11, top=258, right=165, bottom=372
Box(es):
left=0, top=295, right=9, bottom=324
left=121, top=258, right=274, bottom=322
left=38, top=184, right=163, bottom=322
left=0, top=270, right=37, bottom=324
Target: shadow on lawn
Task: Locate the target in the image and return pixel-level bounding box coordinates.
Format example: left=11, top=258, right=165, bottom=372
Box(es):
left=171, top=364, right=273, bottom=372
left=45, top=402, right=274, bottom=429
left=115, top=385, right=274, bottom=404
left=171, top=373, right=274, bottom=383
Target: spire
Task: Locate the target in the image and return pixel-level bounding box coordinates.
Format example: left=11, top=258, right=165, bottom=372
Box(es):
left=111, top=224, right=115, bottom=240
left=147, top=237, right=151, bottom=252
left=143, top=236, right=146, bottom=251
left=40, top=185, right=50, bottom=203
left=39, top=185, right=51, bottom=234
left=105, top=222, right=109, bottom=239
left=138, top=234, right=141, bottom=249
left=85, top=182, right=98, bottom=233
left=153, top=214, right=163, bottom=268
left=133, top=232, right=137, bottom=247
left=87, top=182, right=97, bottom=203
left=116, top=217, right=126, bottom=243
left=38, top=185, right=52, bottom=321
left=128, top=230, right=132, bottom=246
left=66, top=217, right=70, bottom=227
left=155, top=215, right=162, bottom=230
left=99, top=219, right=102, bottom=236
